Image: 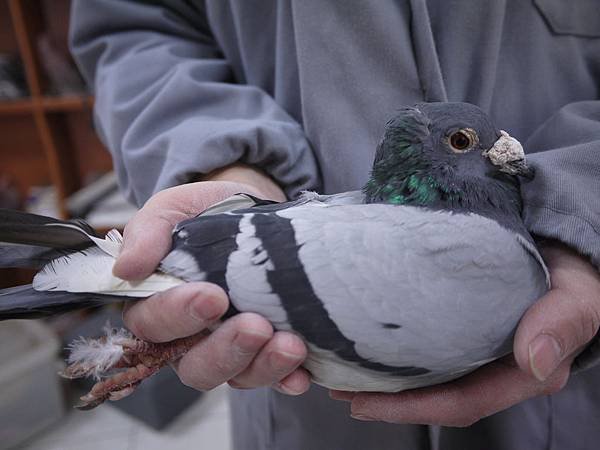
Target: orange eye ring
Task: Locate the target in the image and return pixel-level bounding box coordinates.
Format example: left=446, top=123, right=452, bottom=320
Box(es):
left=448, top=128, right=478, bottom=153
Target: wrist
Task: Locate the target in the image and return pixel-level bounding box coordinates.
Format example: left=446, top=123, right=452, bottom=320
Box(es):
left=538, top=240, right=600, bottom=293
left=202, top=163, right=287, bottom=202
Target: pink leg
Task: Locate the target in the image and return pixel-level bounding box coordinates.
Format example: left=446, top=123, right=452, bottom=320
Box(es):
left=62, top=331, right=200, bottom=410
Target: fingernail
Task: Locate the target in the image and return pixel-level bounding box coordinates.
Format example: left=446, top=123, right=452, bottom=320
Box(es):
left=529, top=333, right=563, bottom=381
left=329, top=390, right=355, bottom=402
left=275, top=381, right=304, bottom=396
left=351, top=413, right=375, bottom=422
left=191, top=297, right=222, bottom=322
left=269, top=351, right=302, bottom=372
left=234, top=329, right=271, bottom=352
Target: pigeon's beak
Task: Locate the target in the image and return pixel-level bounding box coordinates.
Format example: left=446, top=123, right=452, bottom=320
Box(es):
left=483, top=131, right=534, bottom=180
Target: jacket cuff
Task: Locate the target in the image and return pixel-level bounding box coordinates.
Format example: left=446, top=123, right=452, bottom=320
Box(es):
left=523, top=204, right=600, bottom=269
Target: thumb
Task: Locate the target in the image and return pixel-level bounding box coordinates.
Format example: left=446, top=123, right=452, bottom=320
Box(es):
left=113, top=200, right=190, bottom=281
left=514, top=246, right=600, bottom=382
left=113, top=181, right=252, bottom=280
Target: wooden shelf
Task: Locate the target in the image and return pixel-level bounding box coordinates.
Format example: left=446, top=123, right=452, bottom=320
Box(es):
left=0, top=95, right=93, bottom=116
left=0, top=98, right=34, bottom=115
left=42, top=94, right=93, bottom=112
left=0, top=0, right=120, bottom=293
left=0, top=0, right=110, bottom=220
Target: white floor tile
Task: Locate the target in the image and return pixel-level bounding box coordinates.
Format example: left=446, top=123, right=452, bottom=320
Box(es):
left=22, top=432, right=134, bottom=450
left=129, top=385, right=232, bottom=450
left=130, top=416, right=231, bottom=450
left=17, top=405, right=134, bottom=450
left=16, top=385, right=232, bottom=450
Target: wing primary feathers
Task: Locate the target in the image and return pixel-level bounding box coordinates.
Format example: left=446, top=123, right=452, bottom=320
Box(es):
left=0, top=208, right=99, bottom=250
left=0, top=209, right=101, bottom=269
left=0, top=242, right=72, bottom=269
left=0, top=284, right=127, bottom=320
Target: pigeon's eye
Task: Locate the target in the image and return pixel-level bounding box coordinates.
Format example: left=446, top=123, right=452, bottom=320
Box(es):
left=448, top=129, right=478, bottom=153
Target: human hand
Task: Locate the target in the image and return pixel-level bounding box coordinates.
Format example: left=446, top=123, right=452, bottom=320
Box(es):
left=330, top=242, right=600, bottom=426
left=114, top=165, right=311, bottom=395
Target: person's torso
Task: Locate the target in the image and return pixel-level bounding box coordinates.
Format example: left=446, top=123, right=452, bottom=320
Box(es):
left=202, top=0, right=600, bottom=194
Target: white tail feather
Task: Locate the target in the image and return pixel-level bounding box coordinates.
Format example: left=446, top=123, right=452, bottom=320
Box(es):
left=32, top=231, right=184, bottom=296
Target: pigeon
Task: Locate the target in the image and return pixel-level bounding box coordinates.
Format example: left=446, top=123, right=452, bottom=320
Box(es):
left=0, top=102, right=549, bottom=409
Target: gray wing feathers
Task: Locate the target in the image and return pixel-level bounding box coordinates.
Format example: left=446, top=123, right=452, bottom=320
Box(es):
left=297, top=190, right=365, bottom=206
left=277, top=204, right=547, bottom=372
left=225, top=215, right=291, bottom=328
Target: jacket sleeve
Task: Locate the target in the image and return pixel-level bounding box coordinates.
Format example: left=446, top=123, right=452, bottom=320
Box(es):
left=69, top=0, right=321, bottom=206
left=521, top=100, right=600, bottom=371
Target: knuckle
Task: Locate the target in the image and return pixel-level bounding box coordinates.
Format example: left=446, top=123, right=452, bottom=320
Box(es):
left=154, top=210, right=182, bottom=232
left=150, top=189, right=173, bottom=205
left=176, top=359, right=222, bottom=391
left=211, top=357, right=237, bottom=380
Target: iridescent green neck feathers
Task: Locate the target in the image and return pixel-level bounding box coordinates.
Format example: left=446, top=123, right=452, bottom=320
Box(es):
left=363, top=144, right=462, bottom=207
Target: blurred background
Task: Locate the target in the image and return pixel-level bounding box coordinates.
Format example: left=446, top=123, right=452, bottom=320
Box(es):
left=0, top=1, right=231, bottom=448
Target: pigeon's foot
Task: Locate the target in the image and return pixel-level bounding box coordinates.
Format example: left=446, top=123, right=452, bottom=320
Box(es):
left=73, top=363, right=160, bottom=410
left=61, top=326, right=199, bottom=410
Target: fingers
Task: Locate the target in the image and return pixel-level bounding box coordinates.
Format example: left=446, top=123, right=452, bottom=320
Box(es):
left=513, top=244, right=600, bottom=381
left=228, top=331, right=309, bottom=394
left=123, top=282, right=229, bottom=342
left=173, top=313, right=274, bottom=390
left=346, top=355, right=570, bottom=427
left=122, top=282, right=309, bottom=394
left=329, top=390, right=356, bottom=402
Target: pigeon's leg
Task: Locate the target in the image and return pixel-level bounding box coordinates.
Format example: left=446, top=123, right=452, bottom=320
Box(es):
left=61, top=329, right=201, bottom=409
left=75, top=363, right=159, bottom=410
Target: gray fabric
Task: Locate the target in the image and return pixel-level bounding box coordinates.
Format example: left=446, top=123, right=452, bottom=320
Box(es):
left=69, top=0, right=321, bottom=205
left=69, top=0, right=600, bottom=449
left=229, top=385, right=432, bottom=450
left=230, top=366, right=600, bottom=450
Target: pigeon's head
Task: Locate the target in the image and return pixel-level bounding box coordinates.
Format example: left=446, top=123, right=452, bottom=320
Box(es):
left=412, top=102, right=532, bottom=180
left=364, top=102, right=533, bottom=211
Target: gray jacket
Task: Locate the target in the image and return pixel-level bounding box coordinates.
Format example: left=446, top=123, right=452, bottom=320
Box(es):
left=70, top=1, right=600, bottom=449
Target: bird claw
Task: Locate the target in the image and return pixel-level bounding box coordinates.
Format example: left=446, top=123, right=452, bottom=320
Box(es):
left=63, top=329, right=199, bottom=410
left=74, top=364, right=157, bottom=410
